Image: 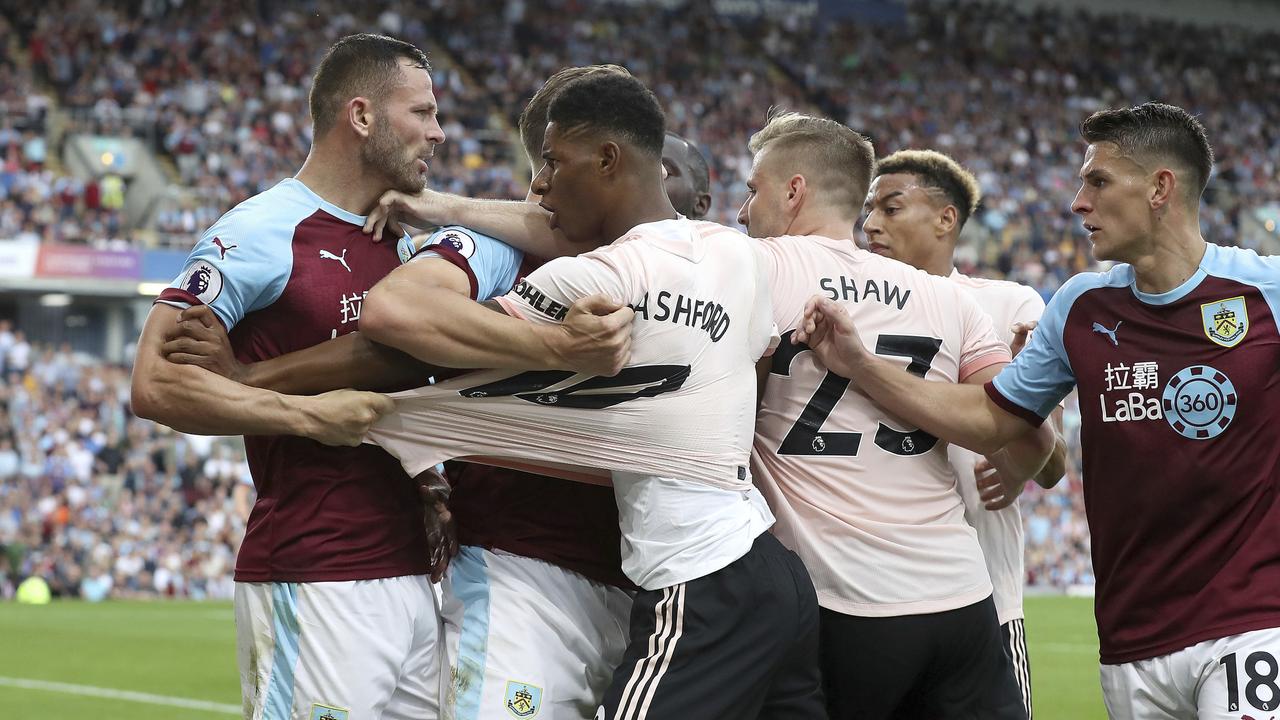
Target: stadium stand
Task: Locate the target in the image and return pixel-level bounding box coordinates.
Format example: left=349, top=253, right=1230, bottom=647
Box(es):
left=3, top=0, right=1280, bottom=599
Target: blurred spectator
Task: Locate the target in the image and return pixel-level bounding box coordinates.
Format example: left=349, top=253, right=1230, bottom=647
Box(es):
left=0, top=326, right=251, bottom=600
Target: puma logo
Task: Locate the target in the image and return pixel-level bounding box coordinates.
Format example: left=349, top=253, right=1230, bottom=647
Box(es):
left=1092, top=320, right=1122, bottom=346
left=213, top=237, right=238, bottom=259
left=319, top=248, right=351, bottom=272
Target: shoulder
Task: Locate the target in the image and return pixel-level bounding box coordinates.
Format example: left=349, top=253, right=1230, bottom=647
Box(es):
left=952, top=272, right=1045, bottom=309
left=203, top=179, right=322, bottom=247
left=1046, top=264, right=1132, bottom=313
left=1202, top=243, right=1280, bottom=285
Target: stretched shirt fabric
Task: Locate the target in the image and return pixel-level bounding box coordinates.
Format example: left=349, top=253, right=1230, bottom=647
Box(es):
left=948, top=270, right=1047, bottom=626
left=368, top=218, right=779, bottom=589
left=751, top=235, right=1011, bottom=618
left=156, top=187, right=522, bottom=583
left=419, top=229, right=631, bottom=588
left=988, top=243, right=1280, bottom=664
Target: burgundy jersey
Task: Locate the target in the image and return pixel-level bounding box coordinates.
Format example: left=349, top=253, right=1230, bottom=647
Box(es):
left=987, top=243, right=1280, bottom=663
left=158, top=178, right=432, bottom=583
left=429, top=244, right=630, bottom=589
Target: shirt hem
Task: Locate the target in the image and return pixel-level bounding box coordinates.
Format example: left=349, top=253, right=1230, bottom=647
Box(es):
left=1101, top=616, right=1280, bottom=665
left=816, top=583, right=993, bottom=617
left=234, top=565, right=430, bottom=583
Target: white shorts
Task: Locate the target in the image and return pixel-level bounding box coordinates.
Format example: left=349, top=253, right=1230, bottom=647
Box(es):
left=235, top=576, right=443, bottom=720
left=443, top=547, right=633, bottom=720
left=1101, top=625, right=1280, bottom=719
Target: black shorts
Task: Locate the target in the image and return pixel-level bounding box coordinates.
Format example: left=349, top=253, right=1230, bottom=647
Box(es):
left=820, top=595, right=1026, bottom=720
left=598, top=532, right=826, bottom=720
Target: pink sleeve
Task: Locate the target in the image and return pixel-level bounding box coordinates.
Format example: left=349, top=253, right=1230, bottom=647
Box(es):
left=958, top=290, right=1012, bottom=382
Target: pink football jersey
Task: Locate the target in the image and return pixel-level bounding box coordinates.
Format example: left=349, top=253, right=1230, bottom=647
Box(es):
left=752, top=235, right=1010, bottom=617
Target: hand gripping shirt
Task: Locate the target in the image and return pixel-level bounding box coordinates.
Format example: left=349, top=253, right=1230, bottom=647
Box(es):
left=368, top=218, right=779, bottom=589
left=751, top=235, right=1010, bottom=617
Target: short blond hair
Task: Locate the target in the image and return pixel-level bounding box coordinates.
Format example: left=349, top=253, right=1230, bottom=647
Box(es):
left=748, top=110, right=875, bottom=218
left=874, top=149, right=982, bottom=228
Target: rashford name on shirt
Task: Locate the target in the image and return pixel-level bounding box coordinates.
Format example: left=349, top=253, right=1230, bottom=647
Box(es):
left=819, top=276, right=912, bottom=310
left=513, top=279, right=732, bottom=343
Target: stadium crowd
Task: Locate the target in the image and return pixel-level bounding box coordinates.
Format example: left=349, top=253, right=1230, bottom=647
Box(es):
left=0, top=319, right=253, bottom=601
left=3, top=0, right=1276, bottom=292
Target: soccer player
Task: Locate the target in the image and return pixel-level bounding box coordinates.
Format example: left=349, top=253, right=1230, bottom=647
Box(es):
left=795, top=102, right=1280, bottom=720
left=863, top=148, right=1069, bottom=716
left=366, top=71, right=825, bottom=720
left=132, top=35, right=622, bottom=720
left=660, top=131, right=713, bottom=220
left=738, top=111, right=1044, bottom=720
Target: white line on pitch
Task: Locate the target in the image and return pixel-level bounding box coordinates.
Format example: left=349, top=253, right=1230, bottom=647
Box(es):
left=0, top=676, right=240, bottom=714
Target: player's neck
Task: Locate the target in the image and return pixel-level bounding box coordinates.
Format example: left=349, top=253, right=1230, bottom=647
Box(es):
left=296, top=148, right=387, bottom=218
left=790, top=209, right=854, bottom=241
left=603, top=181, right=677, bottom=242
left=1129, top=221, right=1207, bottom=294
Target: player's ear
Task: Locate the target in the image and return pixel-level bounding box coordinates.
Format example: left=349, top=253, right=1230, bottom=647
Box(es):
left=787, top=174, right=806, bottom=208
left=598, top=141, right=621, bottom=176
left=693, top=192, right=712, bottom=219
left=1150, top=168, right=1177, bottom=211
left=936, top=204, right=959, bottom=237
left=348, top=97, right=374, bottom=139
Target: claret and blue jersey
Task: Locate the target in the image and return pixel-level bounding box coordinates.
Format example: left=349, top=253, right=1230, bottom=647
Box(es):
left=985, top=242, right=1280, bottom=664
left=158, top=179, right=523, bottom=584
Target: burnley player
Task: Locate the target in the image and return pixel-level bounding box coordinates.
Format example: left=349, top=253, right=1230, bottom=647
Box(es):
left=131, top=35, right=622, bottom=720
left=737, top=112, right=1040, bottom=720
left=796, top=103, right=1280, bottom=719
left=864, top=148, right=1069, bottom=717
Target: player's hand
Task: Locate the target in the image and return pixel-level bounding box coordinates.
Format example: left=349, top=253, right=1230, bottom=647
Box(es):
left=299, top=390, right=395, bottom=446
left=364, top=188, right=448, bottom=241
left=551, top=294, right=635, bottom=376
left=1009, top=320, right=1039, bottom=358
left=416, top=468, right=458, bottom=583
left=794, top=295, right=867, bottom=378
left=161, top=305, right=248, bottom=384
left=974, top=457, right=1025, bottom=511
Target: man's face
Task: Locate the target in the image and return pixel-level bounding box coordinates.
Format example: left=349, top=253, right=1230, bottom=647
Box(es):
left=737, top=145, right=791, bottom=238
left=361, top=63, right=446, bottom=194
left=861, top=173, right=944, bottom=268
left=662, top=134, right=704, bottom=219
left=1071, top=142, right=1155, bottom=263
left=530, top=122, right=607, bottom=245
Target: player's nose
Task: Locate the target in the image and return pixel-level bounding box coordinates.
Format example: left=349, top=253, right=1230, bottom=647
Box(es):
left=1071, top=188, right=1090, bottom=215
left=736, top=199, right=749, bottom=228
left=531, top=164, right=551, bottom=197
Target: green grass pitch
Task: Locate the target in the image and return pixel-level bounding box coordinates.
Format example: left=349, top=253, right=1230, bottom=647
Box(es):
left=0, top=595, right=1105, bottom=718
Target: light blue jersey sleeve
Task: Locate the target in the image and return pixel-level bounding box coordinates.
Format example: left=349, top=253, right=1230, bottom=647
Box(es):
left=1202, top=243, right=1280, bottom=333
left=989, top=273, right=1099, bottom=421
left=413, top=226, right=524, bottom=302
left=158, top=199, right=298, bottom=331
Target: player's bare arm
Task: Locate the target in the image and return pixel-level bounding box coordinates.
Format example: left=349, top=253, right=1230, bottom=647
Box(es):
left=362, top=262, right=634, bottom=376
left=133, top=304, right=393, bottom=445
left=162, top=303, right=436, bottom=395
left=161, top=259, right=480, bottom=394
left=796, top=295, right=1038, bottom=456
left=364, top=188, right=578, bottom=259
